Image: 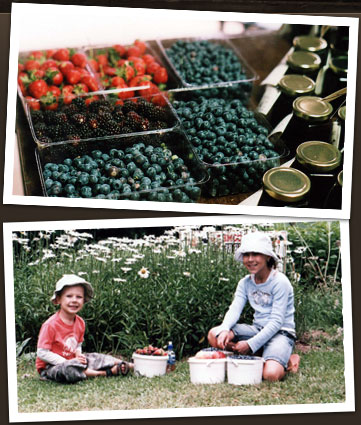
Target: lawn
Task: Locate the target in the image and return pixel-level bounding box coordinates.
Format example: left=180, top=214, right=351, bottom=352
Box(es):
left=16, top=328, right=345, bottom=413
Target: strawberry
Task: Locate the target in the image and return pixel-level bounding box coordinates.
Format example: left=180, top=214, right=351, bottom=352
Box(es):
left=129, top=74, right=152, bottom=88
left=71, top=52, right=87, bottom=68
left=88, top=58, right=99, bottom=72
left=59, top=61, right=74, bottom=75
left=25, top=60, right=40, bottom=71
left=47, top=85, right=61, bottom=97
left=103, top=65, right=117, bottom=76
left=46, top=49, right=56, bottom=58
left=111, top=76, right=125, bottom=87
left=62, top=85, right=76, bottom=104
left=85, top=95, right=99, bottom=106
left=96, top=54, right=108, bottom=67
left=126, top=45, right=141, bottom=57
left=30, top=69, right=46, bottom=80
left=128, top=57, right=146, bottom=76
left=153, top=67, right=168, bottom=84
left=146, top=61, right=161, bottom=75
left=40, top=60, right=58, bottom=71
left=53, top=48, right=70, bottom=61
left=117, top=60, right=135, bottom=82
left=45, top=66, right=63, bottom=85
left=18, top=73, right=28, bottom=95
left=29, top=50, right=44, bottom=60
left=142, top=54, right=155, bottom=65
left=25, top=96, right=40, bottom=110
left=18, top=63, right=25, bottom=73
left=113, top=44, right=127, bottom=57
left=65, top=68, right=82, bottom=85
left=115, top=82, right=134, bottom=99
left=73, top=83, right=89, bottom=94
left=81, top=75, right=99, bottom=92
left=28, top=79, right=48, bottom=99
left=134, top=39, right=147, bottom=55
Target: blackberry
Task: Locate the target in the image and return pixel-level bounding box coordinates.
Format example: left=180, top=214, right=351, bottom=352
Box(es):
left=92, top=127, right=108, bottom=138
left=72, top=97, right=86, bottom=110
left=53, top=112, right=68, bottom=125
left=43, top=110, right=57, bottom=125
left=66, top=133, right=82, bottom=142
left=78, top=126, right=92, bottom=139
left=87, top=113, right=100, bottom=130
left=104, top=119, right=121, bottom=135
left=97, top=105, right=113, bottom=118
left=125, top=111, right=143, bottom=131
left=121, top=126, right=133, bottom=134
left=98, top=111, right=113, bottom=125
left=64, top=103, right=79, bottom=117
left=122, top=99, right=137, bottom=114
left=59, top=122, right=77, bottom=137
left=150, top=120, right=168, bottom=130
left=71, top=113, right=87, bottom=126
left=37, top=135, right=53, bottom=144
left=47, top=125, right=63, bottom=141
left=34, top=122, right=48, bottom=138
left=112, top=109, right=125, bottom=123
left=30, top=110, right=44, bottom=124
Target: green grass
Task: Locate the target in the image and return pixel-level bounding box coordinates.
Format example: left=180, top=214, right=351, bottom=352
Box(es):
left=16, top=331, right=345, bottom=413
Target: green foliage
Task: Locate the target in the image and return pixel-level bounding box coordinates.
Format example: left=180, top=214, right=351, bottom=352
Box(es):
left=13, top=222, right=343, bottom=359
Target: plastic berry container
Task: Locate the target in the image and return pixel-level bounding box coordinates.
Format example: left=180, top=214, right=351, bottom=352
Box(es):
left=170, top=88, right=288, bottom=197
left=26, top=91, right=181, bottom=148
left=157, top=36, right=258, bottom=90
left=35, top=129, right=209, bottom=203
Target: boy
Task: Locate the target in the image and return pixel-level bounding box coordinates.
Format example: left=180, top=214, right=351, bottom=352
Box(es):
left=36, top=274, right=131, bottom=383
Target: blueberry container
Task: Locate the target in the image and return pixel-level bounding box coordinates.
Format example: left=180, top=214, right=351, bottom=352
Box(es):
left=35, top=129, right=209, bottom=203
left=83, top=41, right=181, bottom=92
left=170, top=89, right=288, bottom=197
left=27, top=91, right=181, bottom=148
left=157, top=37, right=258, bottom=90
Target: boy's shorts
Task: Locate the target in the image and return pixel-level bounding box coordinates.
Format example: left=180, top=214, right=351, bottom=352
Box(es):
left=217, top=323, right=296, bottom=370
left=39, top=352, right=118, bottom=384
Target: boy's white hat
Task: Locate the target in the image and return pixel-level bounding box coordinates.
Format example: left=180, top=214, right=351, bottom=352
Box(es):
left=235, top=232, right=279, bottom=263
left=51, top=274, right=94, bottom=304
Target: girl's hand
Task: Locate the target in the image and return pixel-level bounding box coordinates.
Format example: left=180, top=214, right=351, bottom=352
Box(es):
left=216, top=330, right=234, bottom=349
left=76, top=353, right=87, bottom=365
left=233, top=340, right=250, bottom=354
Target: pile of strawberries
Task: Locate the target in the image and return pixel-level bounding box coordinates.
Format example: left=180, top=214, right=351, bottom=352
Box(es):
left=135, top=345, right=167, bottom=356
left=18, top=47, right=101, bottom=111
left=87, top=39, right=168, bottom=105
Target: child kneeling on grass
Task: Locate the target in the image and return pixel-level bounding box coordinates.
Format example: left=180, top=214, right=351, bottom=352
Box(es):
left=36, top=274, right=132, bottom=383
left=208, top=232, right=300, bottom=382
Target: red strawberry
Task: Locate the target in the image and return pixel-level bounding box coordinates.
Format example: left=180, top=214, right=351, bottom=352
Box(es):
left=81, top=75, right=99, bottom=92
left=117, top=60, right=135, bottom=82
left=88, top=58, right=99, bottom=72
left=45, top=66, right=63, bottom=85
left=96, top=54, right=108, bottom=67
left=62, top=85, right=76, bottom=104
left=40, top=60, right=58, bottom=71
left=65, top=68, right=82, bottom=84
left=111, top=76, right=125, bottom=87
left=48, top=85, right=61, bottom=97
left=126, top=45, right=141, bottom=57
left=129, top=74, right=152, bottom=87
left=18, top=63, right=25, bottom=73
left=103, top=65, right=117, bottom=76
left=25, top=96, right=40, bottom=110
left=71, top=52, right=87, bottom=68
left=128, top=57, right=146, bottom=76
left=18, top=73, right=28, bottom=95
left=28, top=79, right=48, bottom=99
left=115, top=82, right=134, bottom=99
left=142, top=54, right=155, bottom=65
left=153, top=67, right=168, bottom=84
left=59, top=61, right=75, bottom=75
left=134, top=40, right=147, bottom=55
left=31, top=69, right=46, bottom=80
left=30, top=50, right=44, bottom=59
left=113, top=44, right=127, bottom=57
left=85, top=95, right=99, bottom=106
left=53, top=48, right=70, bottom=61
left=146, top=61, right=161, bottom=75
left=73, top=83, right=89, bottom=94
left=46, top=49, right=56, bottom=58
left=25, top=60, right=40, bottom=71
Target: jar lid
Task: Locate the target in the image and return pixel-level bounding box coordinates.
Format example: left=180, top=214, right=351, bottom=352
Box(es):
left=263, top=167, right=311, bottom=203
left=296, top=141, right=342, bottom=172
left=330, top=55, right=348, bottom=76
left=287, top=50, right=322, bottom=73
left=278, top=74, right=315, bottom=97
left=293, top=35, right=328, bottom=53
left=293, top=96, right=333, bottom=122
left=337, top=170, right=343, bottom=186
left=338, top=105, right=346, bottom=121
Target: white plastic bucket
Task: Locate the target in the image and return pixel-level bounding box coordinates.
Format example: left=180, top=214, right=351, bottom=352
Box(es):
left=132, top=353, right=169, bottom=378
left=188, top=357, right=227, bottom=384
left=227, top=356, right=264, bottom=385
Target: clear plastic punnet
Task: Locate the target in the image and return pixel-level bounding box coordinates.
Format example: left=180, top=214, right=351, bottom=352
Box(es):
left=157, top=36, right=258, bottom=90
left=26, top=91, right=182, bottom=148
left=35, top=129, right=210, bottom=203
left=169, top=88, right=288, bottom=198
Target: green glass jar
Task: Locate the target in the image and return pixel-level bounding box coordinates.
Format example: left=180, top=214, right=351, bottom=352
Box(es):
left=258, top=167, right=311, bottom=207
left=286, top=50, right=322, bottom=80
left=293, top=35, right=328, bottom=65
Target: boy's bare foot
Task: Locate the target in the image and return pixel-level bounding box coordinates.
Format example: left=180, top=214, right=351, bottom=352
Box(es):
left=287, top=354, right=300, bottom=373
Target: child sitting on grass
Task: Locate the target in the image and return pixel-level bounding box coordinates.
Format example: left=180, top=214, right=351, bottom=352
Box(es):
left=208, top=231, right=300, bottom=382
left=36, top=274, right=132, bottom=383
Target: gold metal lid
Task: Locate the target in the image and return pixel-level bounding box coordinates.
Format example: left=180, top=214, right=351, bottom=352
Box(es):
left=337, top=170, right=343, bottom=186
left=263, top=167, right=311, bottom=203
left=338, top=106, right=346, bottom=121
left=287, top=50, right=322, bottom=73
left=296, top=141, right=342, bottom=172
left=329, top=56, right=348, bottom=76
left=293, top=96, right=333, bottom=122
left=278, top=74, right=315, bottom=97
left=293, top=35, right=328, bottom=53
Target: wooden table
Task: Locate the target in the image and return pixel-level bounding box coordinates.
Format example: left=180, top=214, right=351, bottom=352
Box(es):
left=15, top=30, right=292, bottom=201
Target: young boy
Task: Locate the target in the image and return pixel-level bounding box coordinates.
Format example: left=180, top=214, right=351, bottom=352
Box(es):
left=36, top=274, right=131, bottom=383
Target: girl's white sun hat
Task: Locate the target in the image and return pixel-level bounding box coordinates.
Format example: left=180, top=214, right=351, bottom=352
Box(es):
left=234, top=232, right=279, bottom=263
left=51, top=274, right=94, bottom=304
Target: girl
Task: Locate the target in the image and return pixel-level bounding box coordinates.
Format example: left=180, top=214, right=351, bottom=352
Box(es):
left=208, top=231, right=300, bottom=381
